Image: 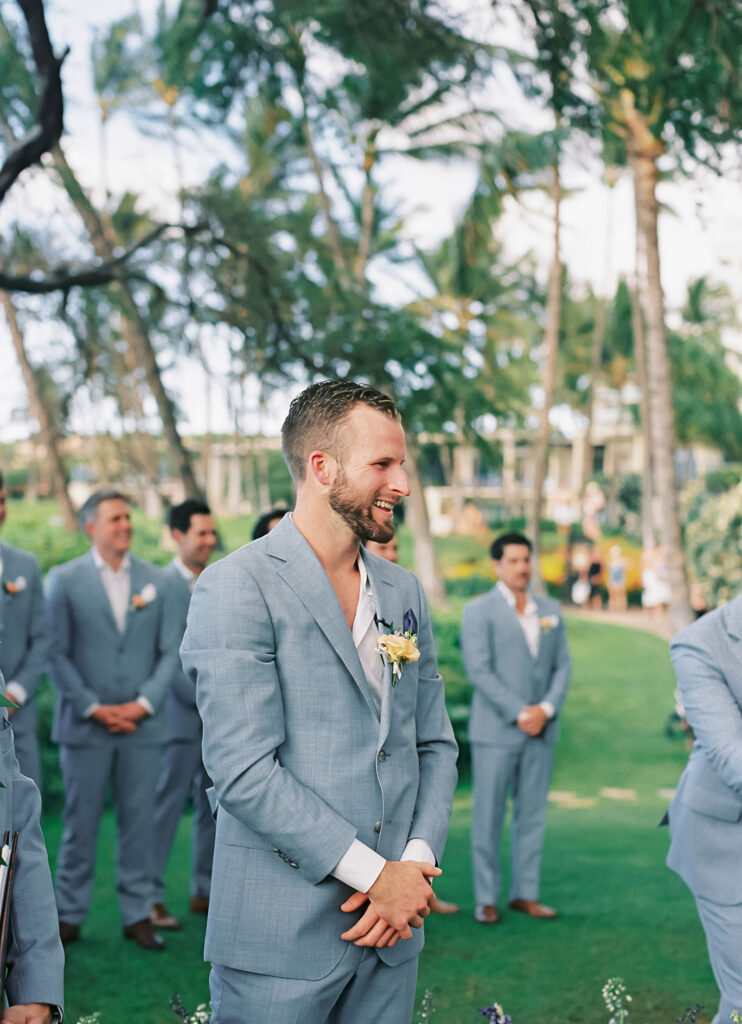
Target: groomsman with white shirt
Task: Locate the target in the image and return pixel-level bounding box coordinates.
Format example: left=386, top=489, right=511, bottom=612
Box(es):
left=45, top=489, right=181, bottom=951
left=0, top=470, right=47, bottom=789
left=462, top=532, right=571, bottom=925
left=150, top=499, right=218, bottom=932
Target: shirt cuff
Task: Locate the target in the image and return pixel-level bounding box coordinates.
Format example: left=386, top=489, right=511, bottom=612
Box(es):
left=4, top=682, right=27, bottom=707
left=539, top=701, right=555, bottom=719
left=331, top=839, right=386, bottom=893
left=401, top=838, right=436, bottom=866
left=137, top=696, right=154, bottom=716
left=83, top=702, right=101, bottom=718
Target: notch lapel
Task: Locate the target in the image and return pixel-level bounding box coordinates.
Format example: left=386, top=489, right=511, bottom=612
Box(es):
left=493, top=587, right=534, bottom=662
left=123, top=557, right=145, bottom=640
left=267, top=519, right=379, bottom=719
left=83, top=551, right=121, bottom=637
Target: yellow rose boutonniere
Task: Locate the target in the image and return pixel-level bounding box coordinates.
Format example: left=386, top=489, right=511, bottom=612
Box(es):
left=376, top=632, right=420, bottom=685
left=539, top=614, right=559, bottom=634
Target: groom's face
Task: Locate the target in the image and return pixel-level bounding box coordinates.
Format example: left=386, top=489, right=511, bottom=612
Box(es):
left=328, top=404, right=410, bottom=543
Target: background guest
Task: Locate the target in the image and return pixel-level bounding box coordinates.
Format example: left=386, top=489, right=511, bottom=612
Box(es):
left=251, top=507, right=290, bottom=541
left=150, top=499, right=218, bottom=932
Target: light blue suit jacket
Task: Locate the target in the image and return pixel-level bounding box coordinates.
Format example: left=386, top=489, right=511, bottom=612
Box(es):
left=45, top=550, right=182, bottom=746
left=462, top=587, right=571, bottom=747
left=181, top=516, right=458, bottom=981
left=0, top=542, right=46, bottom=737
left=667, top=595, right=742, bottom=904
left=0, top=675, right=64, bottom=1011
left=161, top=561, right=200, bottom=743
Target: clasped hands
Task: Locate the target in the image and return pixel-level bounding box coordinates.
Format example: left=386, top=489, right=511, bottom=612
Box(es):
left=91, top=702, right=147, bottom=734
left=340, top=859, right=441, bottom=950
left=1, top=1002, right=54, bottom=1023
left=517, top=703, right=548, bottom=736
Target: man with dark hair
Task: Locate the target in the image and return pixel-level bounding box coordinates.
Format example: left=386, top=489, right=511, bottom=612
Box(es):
left=182, top=379, right=458, bottom=1024
left=252, top=507, right=290, bottom=541
left=0, top=471, right=47, bottom=790
left=462, top=531, right=571, bottom=925
left=150, top=499, right=218, bottom=932
left=46, top=488, right=181, bottom=950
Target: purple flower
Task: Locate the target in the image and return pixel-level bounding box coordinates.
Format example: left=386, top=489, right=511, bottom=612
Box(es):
left=403, top=608, right=418, bottom=635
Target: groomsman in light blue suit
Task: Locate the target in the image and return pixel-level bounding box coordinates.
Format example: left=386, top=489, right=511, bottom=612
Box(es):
left=0, top=472, right=47, bottom=788
left=462, top=532, right=571, bottom=925
left=181, top=381, right=458, bottom=1024
left=667, top=593, right=742, bottom=1024
left=150, top=498, right=218, bottom=932
left=0, top=671, right=64, bottom=1024
left=45, top=489, right=181, bottom=951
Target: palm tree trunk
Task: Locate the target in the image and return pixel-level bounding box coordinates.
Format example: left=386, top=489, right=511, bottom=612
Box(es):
left=528, top=159, right=562, bottom=588
left=630, top=202, right=656, bottom=552
left=404, top=438, right=448, bottom=609
left=629, top=138, right=691, bottom=629
left=51, top=144, right=204, bottom=501
left=0, top=292, right=78, bottom=531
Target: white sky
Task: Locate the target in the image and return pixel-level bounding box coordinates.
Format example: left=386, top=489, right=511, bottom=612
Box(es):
left=1, top=0, right=741, bottom=442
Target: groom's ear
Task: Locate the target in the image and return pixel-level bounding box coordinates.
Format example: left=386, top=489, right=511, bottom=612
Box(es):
left=307, top=449, right=336, bottom=488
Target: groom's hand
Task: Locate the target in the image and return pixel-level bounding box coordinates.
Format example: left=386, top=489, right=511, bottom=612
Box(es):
left=339, top=893, right=402, bottom=948
left=344, top=860, right=440, bottom=941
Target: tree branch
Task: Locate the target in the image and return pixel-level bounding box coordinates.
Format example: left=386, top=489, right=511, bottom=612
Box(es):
left=0, top=222, right=174, bottom=293
left=0, top=0, right=68, bottom=204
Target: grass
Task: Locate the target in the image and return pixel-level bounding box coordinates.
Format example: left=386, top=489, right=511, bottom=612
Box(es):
left=40, top=616, right=715, bottom=1024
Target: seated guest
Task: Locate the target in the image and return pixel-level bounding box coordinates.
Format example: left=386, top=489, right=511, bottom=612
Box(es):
left=151, top=499, right=218, bottom=931
left=46, top=489, right=181, bottom=951
left=0, top=670, right=64, bottom=1024
left=0, top=470, right=47, bottom=789
left=251, top=507, right=290, bottom=541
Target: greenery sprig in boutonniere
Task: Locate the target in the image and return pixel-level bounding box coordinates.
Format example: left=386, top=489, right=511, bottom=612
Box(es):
left=376, top=609, right=420, bottom=686
left=2, top=576, right=26, bottom=595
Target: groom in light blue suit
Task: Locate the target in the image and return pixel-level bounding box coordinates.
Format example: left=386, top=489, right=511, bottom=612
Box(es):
left=0, top=472, right=47, bottom=788
left=462, top=532, right=571, bottom=924
left=45, top=489, right=181, bottom=951
left=667, top=593, right=742, bottom=1024
left=181, top=381, right=458, bottom=1024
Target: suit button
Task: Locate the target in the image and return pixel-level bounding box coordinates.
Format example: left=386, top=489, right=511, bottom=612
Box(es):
left=289, top=860, right=299, bottom=869
left=378, top=750, right=386, bottom=763
left=374, top=821, right=382, bottom=833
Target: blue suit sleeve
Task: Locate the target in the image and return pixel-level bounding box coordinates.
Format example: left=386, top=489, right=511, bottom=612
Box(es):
left=9, top=557, right=47, bottom=700
left=461, top=599, right=525, bottom=723
left=542, top=614, right=571, bottom=713
left=136, top=571, right=182, bottom=712
left=45, top=567, right=100, bottom=715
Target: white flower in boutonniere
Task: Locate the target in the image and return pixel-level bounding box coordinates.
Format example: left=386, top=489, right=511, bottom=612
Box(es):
left=131, top=582, right=157, bottom=610
left=539, top=614, right=560, bottom=634
left=3, top=575, right=27, bottom=595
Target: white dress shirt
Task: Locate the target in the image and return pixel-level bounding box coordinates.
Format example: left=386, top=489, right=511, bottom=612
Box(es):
left=0, top=545, right=27, bottom=706
left=496, top=580, right=555, bottom=721
left=173, top=555, right=198, bottom=593
left=331, top=555, right=436, bottom=893
left=84, top=548, right=153, bottom=718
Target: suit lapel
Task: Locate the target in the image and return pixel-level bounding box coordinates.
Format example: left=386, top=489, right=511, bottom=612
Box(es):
left=267, top=519, right=379, bottom=719
left=493, top=587, right=534, bottom=662
left=363, top=551, right=397, bottom=748
left=83, top=550, right=123, bottom=637
left=123, top=557, right=145, bottom=640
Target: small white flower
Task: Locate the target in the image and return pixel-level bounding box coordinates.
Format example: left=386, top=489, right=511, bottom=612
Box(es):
left=140, top=582, right=157, bottom=603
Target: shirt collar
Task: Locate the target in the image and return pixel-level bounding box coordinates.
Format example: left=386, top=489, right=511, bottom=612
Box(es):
left=173, top=555, right=197, bottom=583
left=92, top=547, right=131, bottom=573
left=358, top=551, right=374, bottom=596
left=496, top=579, right=537, bottom=616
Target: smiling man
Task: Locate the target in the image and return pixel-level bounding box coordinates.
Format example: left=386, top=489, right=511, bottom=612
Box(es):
left=45, top=489, right=181, bottom=951
left=181, top=380, right=458, bottom=1024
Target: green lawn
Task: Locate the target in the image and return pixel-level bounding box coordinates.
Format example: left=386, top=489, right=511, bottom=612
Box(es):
left=40, top=616, right=715, bottom=1024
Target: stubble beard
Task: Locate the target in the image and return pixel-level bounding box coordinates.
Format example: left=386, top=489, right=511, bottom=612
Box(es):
left=328, top=474, right=395, bottom=544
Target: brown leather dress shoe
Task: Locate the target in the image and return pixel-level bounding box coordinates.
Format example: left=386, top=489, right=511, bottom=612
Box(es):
left=189, top=896, right=209, bottom=915
left=430, top=894, right=459, bottom=915
left=150, top=903, right=182, bottom=931
left=59, top=921, right=80, bottom=945
left=123, top=918, right=165, bottom=950
left=509, top=898, right=558, bottom=919
left=474, top=904, right=500, bottom=924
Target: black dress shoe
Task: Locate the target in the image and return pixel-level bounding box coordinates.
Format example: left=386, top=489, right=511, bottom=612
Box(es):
left=150, top=902, right=182, bottom=930
left=59, top=920, right=80, bottom=945
left=123, top=918, right=165, bottom=951
left=189, top=895, right=209, bottom=915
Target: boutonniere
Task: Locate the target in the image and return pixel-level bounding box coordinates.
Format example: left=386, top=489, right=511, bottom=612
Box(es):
left=131, top=582, right=157, bottom=610
left=2, top=576, right=27, bottom=596
left=376, top=608, right=420, bottom=686
left=539, top=614, right=559, bottom=634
